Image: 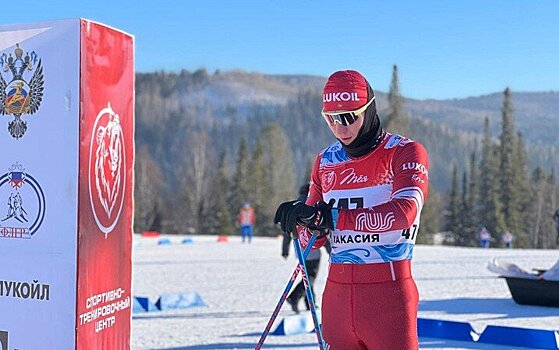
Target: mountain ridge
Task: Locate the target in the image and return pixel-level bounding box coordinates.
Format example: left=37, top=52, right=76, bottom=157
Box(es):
left=135, top=69, right=558, bottom=193
left=137, top=69, right=558, bottom=147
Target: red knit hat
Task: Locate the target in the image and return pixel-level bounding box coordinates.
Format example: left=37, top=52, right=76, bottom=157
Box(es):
left=322, top=70, right=369, bottom=113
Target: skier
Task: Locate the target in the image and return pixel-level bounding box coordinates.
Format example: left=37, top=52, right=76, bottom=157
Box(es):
left=282, top=184, right=331, bottom=314
left=274, top=70, right=428, bottom=349
left=238, top=202, right=255, bottom=243
left=502, top=231, right=513, bottom=249
left=479, top=227, right=491, bottom=248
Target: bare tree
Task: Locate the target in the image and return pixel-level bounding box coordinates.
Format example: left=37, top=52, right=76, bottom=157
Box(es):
left=174, top=131, right=217, bottom=234
left=134, top=145, right=163, bottom=232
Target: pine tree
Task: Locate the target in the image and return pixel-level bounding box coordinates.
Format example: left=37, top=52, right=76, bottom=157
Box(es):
left=384, top=65, right=410, bottom=135
left=511, top=132, right=530, bottom=247
left=214, top=152, right=235, bottom=236
left=257, top=123, right=296, bottom=236
left=479, top=118, right=506, bottom=237
left=249, top=138, right=268, bottom=234
left=499, top=88, right=518, bottom=236
left=446, top=163, right=462, bottom=245
left=529, top=168, right=559, bottom=248
left=545, top=172, right=558, bottom=248
left=466, top=151, right=480, bottom=245
left=530, top=167, right=545, bottom=248
left=459, top=168, right=473, bottom=246
left=417, top=185, right=440, bottom=244
left=550, top=169, right=558, bottom=248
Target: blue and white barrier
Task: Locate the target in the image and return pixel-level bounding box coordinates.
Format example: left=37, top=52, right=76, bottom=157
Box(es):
left=270, top=316, right=559, bottom=349
left=155, top=292, right=207, bottom=311
left=477, top=325, right=559, bottom=349
left=132, top=292, right=205, bottom=314
left=271, top=312, right=320, bottom=336
left=158, top=238, right=172, bottom=245
left=133, top=296, right=158, bottom=313
left=133, top=297, right=146, bottom=313
left=417, top=318, right=558, bottom=349
left=417, top=318, right=474, bottom=342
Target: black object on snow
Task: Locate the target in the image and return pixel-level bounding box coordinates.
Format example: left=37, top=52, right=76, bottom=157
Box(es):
left=503, top=276, right=559, bottom=307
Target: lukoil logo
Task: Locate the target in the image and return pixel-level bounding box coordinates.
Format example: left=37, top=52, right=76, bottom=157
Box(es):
left=323, top=92, right=360, bottom=102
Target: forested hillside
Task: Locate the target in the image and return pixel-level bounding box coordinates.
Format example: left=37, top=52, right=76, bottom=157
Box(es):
left=134, top=68, right=558, bottom=248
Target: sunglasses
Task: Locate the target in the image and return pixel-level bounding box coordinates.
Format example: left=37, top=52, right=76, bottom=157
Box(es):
left=321, top=96, right=375, bottom=126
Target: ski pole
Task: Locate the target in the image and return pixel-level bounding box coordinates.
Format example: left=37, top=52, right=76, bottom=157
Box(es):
left=293, top=235, right=325, bottom=350
left=255, top=234, right=318, bottom=350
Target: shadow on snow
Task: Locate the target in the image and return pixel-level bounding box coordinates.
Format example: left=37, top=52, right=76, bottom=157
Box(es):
left=419, top=297, right=558, bottom=320
left=133, top=310, right=268, bottom=321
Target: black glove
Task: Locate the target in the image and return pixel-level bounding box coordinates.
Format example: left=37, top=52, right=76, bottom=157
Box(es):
left=311, top=199, right=335, bottom=232
left=274, top=199, right=335, bottom=237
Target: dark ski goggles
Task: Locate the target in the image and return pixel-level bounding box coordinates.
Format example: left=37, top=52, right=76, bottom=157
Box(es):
left=321, top=97, right=375, bottom=126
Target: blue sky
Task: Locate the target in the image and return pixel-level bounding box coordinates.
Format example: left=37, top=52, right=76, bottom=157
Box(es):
left=1, top=0, right=557, bottom=99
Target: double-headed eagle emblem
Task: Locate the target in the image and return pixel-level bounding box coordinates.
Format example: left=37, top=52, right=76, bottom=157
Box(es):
left=0, top=43, right=44, bottom=139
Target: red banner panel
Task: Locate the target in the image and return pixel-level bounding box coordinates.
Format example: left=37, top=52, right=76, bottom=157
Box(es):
left=76, top=20, right=134, bottom=350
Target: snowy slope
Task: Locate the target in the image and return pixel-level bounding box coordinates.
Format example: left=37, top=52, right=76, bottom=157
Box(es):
left=132, top=235, right=559, bottom=350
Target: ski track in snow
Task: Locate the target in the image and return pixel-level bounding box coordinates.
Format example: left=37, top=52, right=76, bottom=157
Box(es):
left=132, top=235, right=559, bottom=350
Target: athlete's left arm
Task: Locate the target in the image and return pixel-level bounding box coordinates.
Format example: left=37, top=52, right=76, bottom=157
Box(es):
left=335, top=141, right=429, bottom=233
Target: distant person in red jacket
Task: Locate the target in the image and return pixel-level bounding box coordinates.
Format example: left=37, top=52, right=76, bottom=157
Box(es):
left=238, top=202, right=255, bottom=243
left=274, top=70, right=429, bottom=349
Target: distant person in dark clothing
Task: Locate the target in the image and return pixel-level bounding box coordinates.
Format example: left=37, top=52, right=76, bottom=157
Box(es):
left=282, top=184, right=331, bottom=313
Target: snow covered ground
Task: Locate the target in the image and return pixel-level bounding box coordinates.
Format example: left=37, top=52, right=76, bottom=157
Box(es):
left=131, top=235, right=559, bottom=350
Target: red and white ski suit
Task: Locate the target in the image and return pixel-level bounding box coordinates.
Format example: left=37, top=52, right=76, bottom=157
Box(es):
left=300, top=133, right=429, bottom=350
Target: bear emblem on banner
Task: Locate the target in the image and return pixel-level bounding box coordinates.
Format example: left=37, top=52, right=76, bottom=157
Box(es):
left=88, top=103, right=126, bottom=237
left=0, top=43, right=44, bottom=139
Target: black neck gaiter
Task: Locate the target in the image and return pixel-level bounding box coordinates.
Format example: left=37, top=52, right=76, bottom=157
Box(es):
left=340, top=84, right=384, bottom=158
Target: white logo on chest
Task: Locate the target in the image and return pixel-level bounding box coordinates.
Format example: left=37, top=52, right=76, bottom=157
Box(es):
left=339, top=168, right=368, bottom=185
left=355, top=212, right=395, bottom=232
